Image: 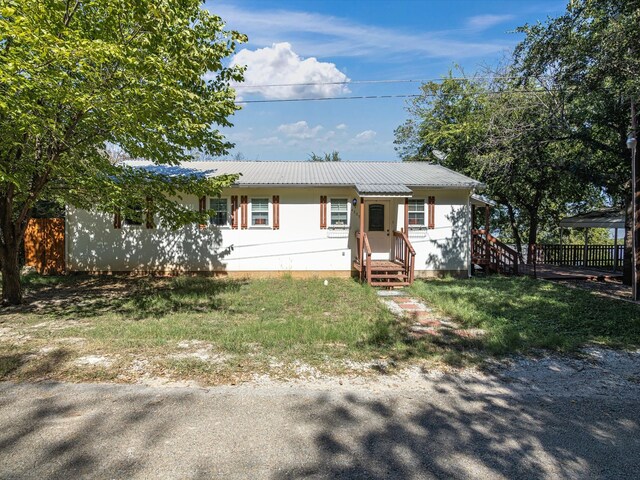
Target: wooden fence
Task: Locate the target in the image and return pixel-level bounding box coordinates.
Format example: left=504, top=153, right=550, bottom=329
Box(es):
left=24, top=218, right=65, bottom=275
left=533, top=244, right=624, bottom=270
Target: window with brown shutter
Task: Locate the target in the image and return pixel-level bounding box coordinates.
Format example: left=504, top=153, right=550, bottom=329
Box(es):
left=427, top=196, right=435, bottom=229
left=231, top=195, right=238, bottom=229
left=272, top=195, right=280, bottom=230
left=240, top=195, right=248, bottom=229
left=320, top=195, right=327, bottom=229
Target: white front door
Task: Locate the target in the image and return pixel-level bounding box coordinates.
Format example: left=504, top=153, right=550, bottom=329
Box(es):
left=365, top=200, right=391, bottom=260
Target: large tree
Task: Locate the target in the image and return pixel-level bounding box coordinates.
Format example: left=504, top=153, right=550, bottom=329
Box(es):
left=394, top=71, right=595, bottom=257
left=0, top=0, right=246, bottom=304
left=514, top=0, right=639, bottom=285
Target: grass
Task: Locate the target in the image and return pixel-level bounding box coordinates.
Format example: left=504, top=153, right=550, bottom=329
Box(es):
left=409, top=276, right=640, bottom=354
left=2, top=273, right=638, bottom=385
left=1, top=274, right=415, bottom=384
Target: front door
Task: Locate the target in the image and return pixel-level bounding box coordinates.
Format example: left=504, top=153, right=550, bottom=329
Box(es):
left=365, top=200, right=391, bottom=260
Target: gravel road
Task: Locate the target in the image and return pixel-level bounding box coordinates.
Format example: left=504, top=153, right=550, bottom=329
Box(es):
left=1, top=348, right=639, bottom=479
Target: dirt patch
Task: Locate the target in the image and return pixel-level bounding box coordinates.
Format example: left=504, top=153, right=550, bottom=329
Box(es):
left=553, top=277, right=635, bottom=302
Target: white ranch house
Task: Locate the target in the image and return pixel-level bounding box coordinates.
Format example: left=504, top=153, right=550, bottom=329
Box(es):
left=66, top=161, right=485, bottom=286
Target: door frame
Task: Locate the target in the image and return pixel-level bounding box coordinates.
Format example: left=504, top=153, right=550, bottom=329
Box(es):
left=364, top=199, right=393, bottom=260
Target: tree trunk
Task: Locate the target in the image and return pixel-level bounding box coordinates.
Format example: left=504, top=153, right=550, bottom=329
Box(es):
left=527, top=214, right=539, bottom=265
left=623, top=198, right=632, bottom=286
left=1, top=242, right=22, bottom=305
left=505, top=202, right=524, bottom=257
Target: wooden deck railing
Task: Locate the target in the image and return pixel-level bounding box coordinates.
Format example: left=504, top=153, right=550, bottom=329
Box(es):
left=532, top=244, right=624, bottom=270
left=472, top=229, right=519, bottom=275
left=393, top=230, right=416, bottom=284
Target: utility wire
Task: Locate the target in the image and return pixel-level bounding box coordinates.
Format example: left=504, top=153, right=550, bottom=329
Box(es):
left=235, top=88, right=567, bottom=104
left=231, top=75, right=555, bottom=89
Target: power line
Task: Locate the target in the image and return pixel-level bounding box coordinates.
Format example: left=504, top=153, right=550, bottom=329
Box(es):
left=232, top=75, right=555, bottom=89
left=235, top=88, right=567, bottom=104
left=236, top=94, right=421, bottom=104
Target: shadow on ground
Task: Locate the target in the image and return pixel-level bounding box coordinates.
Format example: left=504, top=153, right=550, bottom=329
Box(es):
left=2, top=275, right=246, bottom=320
left=0, top=373, right=638, bottom=479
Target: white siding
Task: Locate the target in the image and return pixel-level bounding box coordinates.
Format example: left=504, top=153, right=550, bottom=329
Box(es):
left=66, top=187, right=470, bottom=274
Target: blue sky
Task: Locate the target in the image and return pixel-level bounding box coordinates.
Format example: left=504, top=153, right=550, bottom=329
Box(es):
left=206, top=0, right=567, bottom=161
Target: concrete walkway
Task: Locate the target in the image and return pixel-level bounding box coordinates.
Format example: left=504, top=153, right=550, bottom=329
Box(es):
left=1, top=375, right=639, bottom=479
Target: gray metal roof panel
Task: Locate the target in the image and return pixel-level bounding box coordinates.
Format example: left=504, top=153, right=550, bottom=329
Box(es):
left=559, top=208, right=625, bottom=229
left=126, top=160, right=482, bottom=188
left=356, top=184, right=413, bottom=195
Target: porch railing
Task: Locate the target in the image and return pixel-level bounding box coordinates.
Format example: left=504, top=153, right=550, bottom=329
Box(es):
left=393, top=230, right=416, bottom=284
left=355, top=231, right=372, bottom=284
left=532, top=244, right=624, bottom=270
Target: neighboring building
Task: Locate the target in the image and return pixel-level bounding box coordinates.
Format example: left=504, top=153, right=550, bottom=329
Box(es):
left=65, top=161, right=483, bottom=285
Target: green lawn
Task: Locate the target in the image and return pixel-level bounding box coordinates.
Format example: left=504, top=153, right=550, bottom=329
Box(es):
left=409, top=276, right=640, bottom=354
left=0, top=274, right=638, bottom=385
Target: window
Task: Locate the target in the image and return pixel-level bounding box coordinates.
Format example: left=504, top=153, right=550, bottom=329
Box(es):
left=209, top=198, right=228, bottom=226
left=123, top=203, right=143, bottom=226
left=408, top=199, right=425, bottom=226
left=251, top=198, right=269, bottom=226
left=368, top=204, right=385, bottom=231
left=330, top=198, right=348, bottom=227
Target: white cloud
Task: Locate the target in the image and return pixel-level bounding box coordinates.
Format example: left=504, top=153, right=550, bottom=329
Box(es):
left=213, top=3, right=512, bottom=60
left=231, top=43, right=349, bottom=100
left=466, top=14, right=515, bottom=31
left=335, top=123, right=348, bottom=130
left=352, top=130, right=377, bottom=144
left=277, top=120, right=324, bottom=139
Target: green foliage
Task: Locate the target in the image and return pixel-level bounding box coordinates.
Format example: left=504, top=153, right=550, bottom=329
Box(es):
left=308, top=151, right=342, bottom=162
left=514, top=0, right=639, bottom=203
left=395, top=69, right=597, bottom=252
left=0, top=0, right=247, bottom=301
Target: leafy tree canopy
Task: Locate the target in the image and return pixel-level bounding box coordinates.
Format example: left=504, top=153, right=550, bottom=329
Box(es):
left=0, top=0, right=246, bottom=303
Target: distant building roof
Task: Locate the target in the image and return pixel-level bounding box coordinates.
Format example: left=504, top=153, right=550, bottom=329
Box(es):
left=559, top=208, right=625, bottom=229
left=126, top=160, right=482, bottom=192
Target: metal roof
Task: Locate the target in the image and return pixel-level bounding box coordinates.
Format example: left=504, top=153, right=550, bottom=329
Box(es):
left=559, top=208, right=625, bottom=229
left=355, top=183, right=414, bottom=196
left=126, top=160, right=482, bottom=190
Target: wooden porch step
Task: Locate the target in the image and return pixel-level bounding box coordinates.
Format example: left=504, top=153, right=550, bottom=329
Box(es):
left=370, top=273, right=408, bottom=279
left=370, top=281, right=411, bottom=287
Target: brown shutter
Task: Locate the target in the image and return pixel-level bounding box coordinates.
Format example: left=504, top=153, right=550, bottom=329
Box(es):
left=231, top=195, right=238, bottom=229
left=320, top=196, right=327, bottom=229
left=272, top=195, right=280, bottom=230
left=198, top=196, right=207, bottom=228
left=240, top=195, right=248, bottom=229
left=428, top=196, right=435, bottom=229
left=113, top=211, right=122, bottom=229
left=145, top=197, right=154, bottom=229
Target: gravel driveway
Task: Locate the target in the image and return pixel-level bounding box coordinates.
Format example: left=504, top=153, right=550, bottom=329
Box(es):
left=1, top=347, right=639, bottom=479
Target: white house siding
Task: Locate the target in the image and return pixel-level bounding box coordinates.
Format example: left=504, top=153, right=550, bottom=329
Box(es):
left=65, top=187, right=471, bottom=275
left=402, top=189, right=471, bottom=276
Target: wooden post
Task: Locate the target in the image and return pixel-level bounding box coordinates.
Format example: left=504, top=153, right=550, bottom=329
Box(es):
left=359, top=198, right=365, bottom=280
left=484, top=206, right=491, bottom=269
left=614, top=228, right=619, bottom=273
left=583, top=229, right=589, bottom=268
left=404, top=198, right=409, bottom=233
left=471, top=204, right=476, bottom=230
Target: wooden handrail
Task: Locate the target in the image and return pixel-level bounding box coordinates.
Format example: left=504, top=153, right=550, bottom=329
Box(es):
left=393, top=230, right=416, bottom=283
left=472, top=229, right=518, bottom=275
left=356, top=231, right=372, bottom=284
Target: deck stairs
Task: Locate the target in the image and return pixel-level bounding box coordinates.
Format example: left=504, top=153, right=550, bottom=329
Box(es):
left=355, top=231, right=416, bottom=288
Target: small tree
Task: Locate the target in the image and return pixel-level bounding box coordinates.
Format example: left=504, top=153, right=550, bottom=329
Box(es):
left=308, top=151, right=342, bottom=162
left=0, top=0, right=246, bottom=304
